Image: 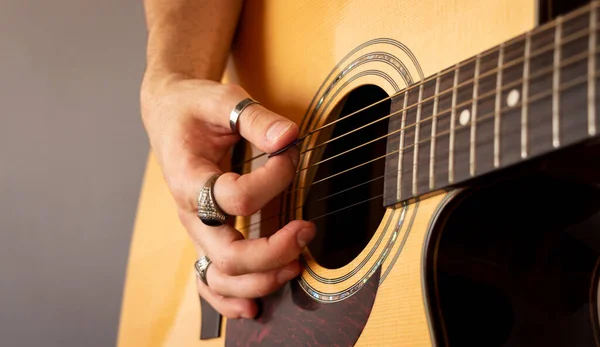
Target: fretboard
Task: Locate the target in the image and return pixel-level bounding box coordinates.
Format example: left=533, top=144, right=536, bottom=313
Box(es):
left=383, top=2, right=600, bottom=207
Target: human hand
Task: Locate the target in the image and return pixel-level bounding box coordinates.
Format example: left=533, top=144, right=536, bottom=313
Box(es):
left=140, top=74, right=316, bottom=319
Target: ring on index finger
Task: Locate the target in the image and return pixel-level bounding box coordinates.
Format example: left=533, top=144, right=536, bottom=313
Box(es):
left=229, top=97, right=260, bottom=133
left=198, top=174, right=228, bottom=227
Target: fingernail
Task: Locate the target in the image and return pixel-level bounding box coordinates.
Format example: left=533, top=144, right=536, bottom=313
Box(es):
left=241, top=313, right=254, bottom=319
left=297, top=226, right=315, bottom=248
left=277, top=268, right=298, bottom=284
left=266, top=121, right=292, bottom=142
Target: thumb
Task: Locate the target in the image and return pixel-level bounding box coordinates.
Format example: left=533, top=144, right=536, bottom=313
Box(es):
left=236, top=103, right=299, bottom=154
left=200, top=83, right=299, bottom=153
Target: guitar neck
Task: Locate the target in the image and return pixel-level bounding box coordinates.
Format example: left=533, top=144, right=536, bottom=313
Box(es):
left=383, top=2, right=600, bottom=206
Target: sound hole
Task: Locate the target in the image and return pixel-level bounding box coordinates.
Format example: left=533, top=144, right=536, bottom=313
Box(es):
left=302, top=85, right=390, bottom=269
left=428, top=174, right=600, bottom=346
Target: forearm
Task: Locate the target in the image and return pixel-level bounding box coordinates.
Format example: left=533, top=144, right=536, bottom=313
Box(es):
left=143, top=0, right=243, bottom=81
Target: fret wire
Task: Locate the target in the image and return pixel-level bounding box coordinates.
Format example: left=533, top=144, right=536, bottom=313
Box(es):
left=293, top=11, right=597, bottom=155
left=552, top=17, right=563, bottom=148
left=246, top=6, right=600, bottom=225
left=522, top=31, right=532, bottom=158
left=494, top=43, right=504, bottom=168
left=552, top=17, right=562, bottom=147
left=397, top=91, right=409, bottom=200
left=296, top=49, right=595, bottom=173
left=429, top=73, right=441, bottom=190
left=470, top=55, right=480, bottom=176
left=290, top=71, right=595, bottom=195
left=525, top=25, right=591, bottom=65
left=449, top=66, right=460, bottom=184
left=253, top=71, right=597, bottom=229
left=530, top=2, right=596, bottom=39
left=294, top=25, right=599, bottom=161
left=249, top=71, right=597, bottom=228
left=412, top=84, right=424, bottom=195
left=589, top=6, right=598, bottom=136
left=405, top=73, right=592, bottom=159
left=236, top=20, right=589, bottom=172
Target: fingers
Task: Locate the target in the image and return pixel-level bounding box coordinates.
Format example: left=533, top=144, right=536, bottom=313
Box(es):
left=179, top=143, right=298, bottom=216
left=191, top=219, right=308, bottom=320
left=166, top=80, right=314, bottom=319
left=194, top=246, right=301, bottom=319
left=205, top=259, right=300, bottom=299
left=191, top=220, right=306, bottom=319
left=196, top=83, right=299, bottom=154
left=175, top=81, right=302, bottom=217
left=215, top=145, right=299, bottom=216
left=235, top=102, right=299, bottom=154
left=196, top=277, right=258, bottom=319
left=181, top=213, right=315, bottom=276
left=195, top=261, right=299, bottom=319
left=208, top=220, right=314, bottom=276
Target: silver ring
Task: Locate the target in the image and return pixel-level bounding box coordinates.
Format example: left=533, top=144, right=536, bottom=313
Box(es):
left=194, top=256, right=212, bottom=286
left=229, top=97, right=260, bottom=132
left=197, top=174, right=228, bottom=226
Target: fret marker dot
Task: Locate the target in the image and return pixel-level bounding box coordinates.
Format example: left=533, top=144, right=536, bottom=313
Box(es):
left=459, top=109, right=470, bottom=125
left=507, top=89, right=520, bottom=107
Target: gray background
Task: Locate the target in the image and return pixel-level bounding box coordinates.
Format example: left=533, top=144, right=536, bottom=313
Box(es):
left=0, top=1, right=148, bottom=346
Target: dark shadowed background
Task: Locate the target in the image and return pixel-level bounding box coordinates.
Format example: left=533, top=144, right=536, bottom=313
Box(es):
left=0, top=1, right=148, bottom=346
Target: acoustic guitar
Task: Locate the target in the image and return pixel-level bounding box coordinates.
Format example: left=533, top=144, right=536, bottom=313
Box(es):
left=117, top=0, right=600, bottom=345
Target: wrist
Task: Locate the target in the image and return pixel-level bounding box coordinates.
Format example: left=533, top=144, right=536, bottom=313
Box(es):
left=142, top=69, right=187, bottom=92
left=139, top=71, right=182, bottom=136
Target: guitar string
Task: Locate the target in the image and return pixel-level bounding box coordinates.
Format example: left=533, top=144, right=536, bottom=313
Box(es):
left=296, top=48, right=591, bottom=174
left=237, top=71, right=594, bottom=231
left=237, top=175, right=384, bottom=231
left=289, top=48, right=591, bottom=188
left=233, top=9, right=597, bottom=169
left=238, top=23, right=592, bottom=168
left=240, top=73, right=590, bottom=231
left=234, top=3, right=599, bottom=230
left=289, top=71, right=592, bottom=194
left=294, top=25, right=594, bottom=159
left=236, top=17, right=597, bottom=227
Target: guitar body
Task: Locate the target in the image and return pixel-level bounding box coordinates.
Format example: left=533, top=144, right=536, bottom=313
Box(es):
left=118, top=0, right=600, bottom=346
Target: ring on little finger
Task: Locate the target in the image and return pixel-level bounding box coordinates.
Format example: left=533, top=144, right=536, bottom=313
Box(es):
left=194, top=255, right=212, bottom=286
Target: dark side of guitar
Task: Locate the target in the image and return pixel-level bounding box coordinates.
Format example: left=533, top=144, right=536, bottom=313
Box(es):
left=426, top=148, right=600, bottom=346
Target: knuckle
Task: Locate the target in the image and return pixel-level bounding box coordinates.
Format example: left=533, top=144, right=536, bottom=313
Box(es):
left=208, top=295, right=236, bottom=318
left=239, top=106, right=262, bottom=135
left=233, top=191, right=258, bottom=216
left=220, top=84, right=247, bottom=110
left=172, top=186, right=192, bottom=210
left=169, top=178, right=196, bottom=212
left=250, top=287, right=266, bottom=299
left=222, top=83, right=245, bottom=97
left=216, top=249, right=239, bottom=275
left=164, top=161, right=199, bottom=213
left=252, top=276, right=279, bottom=297
left=204, top=271, right=219, bottom=291
left=267, top=237, right=290, bottom=267
left=276, top=255, right=286, bottom=268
